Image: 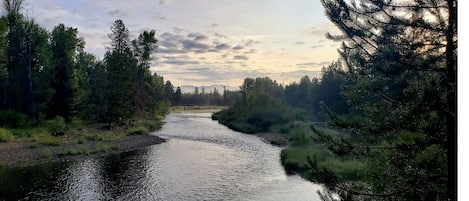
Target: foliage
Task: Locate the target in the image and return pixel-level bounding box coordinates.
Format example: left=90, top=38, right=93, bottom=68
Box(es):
left=42, top=116, right=67, bottom=135
left=41, top=148, right=53, bottom=158
left=301, top=0, right=457, bottom=200
left=34, top=135, right=63, bottom=146
left=0, top=4, right=170, bottom=136
left=214, top=77, right=307, bottom=134
left=47, top=24, right=84, bottom=121
left=288, top=127, right=313, bottom=147
left=0, top=128, right=13, bottom=142
left=0, top=110, right=28, bottom=128
left=127, top=126, right=148, bottom=135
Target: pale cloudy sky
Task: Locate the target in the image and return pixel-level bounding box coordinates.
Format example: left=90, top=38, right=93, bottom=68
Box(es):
left=19, top=0, right=342, bottom=87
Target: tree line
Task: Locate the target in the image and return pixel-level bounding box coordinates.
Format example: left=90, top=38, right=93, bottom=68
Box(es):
left=172, top=86, right=241, bottom=106
left=0, top=0, right=173, bottom=128
left=213, top=64, right=349, bottom=134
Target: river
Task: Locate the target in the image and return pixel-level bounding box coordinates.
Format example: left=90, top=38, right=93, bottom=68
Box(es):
left=0, top=112, right=322, bottom=201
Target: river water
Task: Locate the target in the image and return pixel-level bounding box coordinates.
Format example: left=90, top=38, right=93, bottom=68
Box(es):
left=0, top=112, right=321, bottom=201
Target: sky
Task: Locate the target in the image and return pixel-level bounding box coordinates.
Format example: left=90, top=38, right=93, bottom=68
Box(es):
left=18, top=0, right=342, bottom=87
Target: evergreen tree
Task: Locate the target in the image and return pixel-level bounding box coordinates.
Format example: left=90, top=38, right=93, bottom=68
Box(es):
left=306, top=1, right=457, bottom=200
left=48, top=24, right=83, bottom=121
left=132, top=30, right=157, bottom=116
left=103, top=19, right=137, bottom=126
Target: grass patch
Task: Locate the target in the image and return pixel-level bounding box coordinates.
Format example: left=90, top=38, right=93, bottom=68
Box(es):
left=34, top=135, right=64, bottom=146
left=41, top=149, right=53, bottom=158
left=127, top=126, right=149, bottom=135
left=280, top=146, right=365, bottom=181
left=0, top=128, right=14, bottom=142
left=92, top=143, right=118, bottom=153
left=280, top=146, right=333, bottom=174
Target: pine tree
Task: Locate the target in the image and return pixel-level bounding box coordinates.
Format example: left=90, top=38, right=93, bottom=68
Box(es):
left=307, top=1, right=457, bottom=200
left=104, top=19, right=137, bottom=127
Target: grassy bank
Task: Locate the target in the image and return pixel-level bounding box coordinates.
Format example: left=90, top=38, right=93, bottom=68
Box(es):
left=0, top=117, right=166, bottom=167
left=279, top=125, right=365, bottom=181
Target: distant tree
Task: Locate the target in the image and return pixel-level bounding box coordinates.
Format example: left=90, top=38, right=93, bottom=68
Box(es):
left=164, top=80, right=174, bottom=103
left=173, top=87, right=182, bottom=105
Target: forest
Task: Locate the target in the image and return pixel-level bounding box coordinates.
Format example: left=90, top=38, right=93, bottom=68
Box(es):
left=214, top=0, right=457, bottom=200
left=0, top=0, right=180, bottom=144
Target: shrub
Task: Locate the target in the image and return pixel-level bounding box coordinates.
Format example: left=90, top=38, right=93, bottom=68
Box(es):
left=127, top=126, right=148, bottom=135
left=0, top=111, right=29, bottom=128
left=0, top=128, right=14, bottom=142
left=44, top=116, right=67, bottom=135
left=42, top=149, right=53, bottom=158
left=288, top=127, right=313, bottom=147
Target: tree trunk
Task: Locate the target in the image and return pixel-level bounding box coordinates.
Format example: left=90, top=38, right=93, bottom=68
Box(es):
left=445, top=0, right=456, bottom=200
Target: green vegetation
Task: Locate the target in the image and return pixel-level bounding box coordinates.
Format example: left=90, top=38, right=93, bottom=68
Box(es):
left=0, top=0, right=170, bottom=154
left=0, top=128, right=13, bottom=142
left=41, top=149, right=53, bottom=158
left=214, top=0, right=455, bottom=200
left=127, top=126, right=149, bottom=135
left=64, top=143, right=118, bottom=156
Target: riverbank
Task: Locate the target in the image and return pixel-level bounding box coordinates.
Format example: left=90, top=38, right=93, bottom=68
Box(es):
left=0, top=117, right=168, bottom=167
left=255, top=133, right=289, bottom=146
left=0, top=134, right=166, bottom=167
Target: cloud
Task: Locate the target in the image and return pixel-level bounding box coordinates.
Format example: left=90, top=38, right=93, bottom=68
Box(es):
left=164, top=60, right=200, bottom=65
left=311, top=45, right=326, bottom=49
left=244, top=39, right=259, bottom=47
left=232, top=45, right=244, bottom=50
left=296, top=61, right=330, bottom=67
left=107, top=9, right=128, bottom=17
left=182, top=39, right=211, bottom=53
left=174, top=27, right=190, bottom=33
left=214, top=33, right=227, bottom=38
left=214, top=43, right=231, bottom=51
left=244, top=49, right=256, bottom=54
left=210, top=23, right=219, bottom=27
left=187, top=33, right=209, bottom=41
left=233, top=55, right=249, bottom=60
left=295, top=41, right=305, bottom=45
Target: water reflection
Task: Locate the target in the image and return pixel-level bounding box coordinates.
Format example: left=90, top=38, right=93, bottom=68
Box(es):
left=0, top=113, right=321, bottom=201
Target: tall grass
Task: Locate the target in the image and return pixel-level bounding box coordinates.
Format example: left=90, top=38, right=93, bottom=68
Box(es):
left=0, top=128, right=14, bottom=142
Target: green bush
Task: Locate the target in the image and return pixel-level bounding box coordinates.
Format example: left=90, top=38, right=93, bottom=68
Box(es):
left=289, top=127, right=313, bottom=147
left=0, top=128, right=14, bottom=142
left=280, top=147, right=332, bottom=175
left=127, top=126, right=149, bottom=135
left=43, top=116, right=67, bottom=135
left=0, top=111, right=29, bottom=128
left=140, top=120, right=162, bottom=132
left=42, top=149, right=53, bottom=158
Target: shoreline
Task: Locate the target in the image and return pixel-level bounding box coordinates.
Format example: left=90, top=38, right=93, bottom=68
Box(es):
left=0, top=134, right=166, bottom=168
left=255, top=133, right=289, bottom=147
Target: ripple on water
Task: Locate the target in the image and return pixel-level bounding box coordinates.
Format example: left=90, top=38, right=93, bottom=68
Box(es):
left=0, top=112, right=322, bottom=201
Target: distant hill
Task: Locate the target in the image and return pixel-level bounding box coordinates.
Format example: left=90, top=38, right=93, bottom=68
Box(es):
left=178, top=85, right=239, bottom=94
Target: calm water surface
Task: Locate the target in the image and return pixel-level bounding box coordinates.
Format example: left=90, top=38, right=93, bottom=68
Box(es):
left=0, top=112, right=322, bottom=201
